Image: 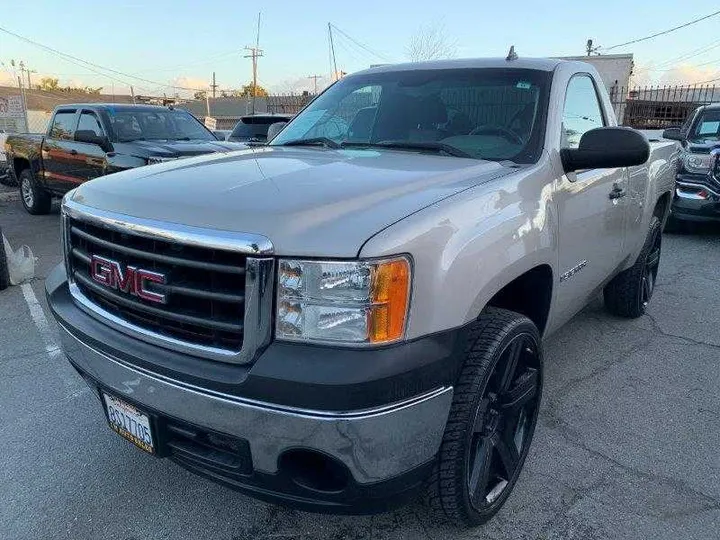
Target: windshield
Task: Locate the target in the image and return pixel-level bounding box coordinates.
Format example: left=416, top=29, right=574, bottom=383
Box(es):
left=270, top=68, right=550, bottom=163
left=108, top=110, right=215, bottom=142
left=690, top=109, right=720, bottom=141
left=230, top=117, right=284, bottom=141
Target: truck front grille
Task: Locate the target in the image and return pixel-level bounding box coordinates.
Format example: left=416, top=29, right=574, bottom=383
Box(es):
left=69, top=218, right=247, bottom=350
left=62, top=201, right=274, bottom=364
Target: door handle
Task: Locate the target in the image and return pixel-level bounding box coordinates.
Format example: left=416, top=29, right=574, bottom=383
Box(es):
left=70, top=149, right=78, bottom=156
left=609, top=185, right=626, bottom=200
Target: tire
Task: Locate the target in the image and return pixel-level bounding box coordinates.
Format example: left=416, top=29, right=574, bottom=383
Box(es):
left=603, top=216, right=662, bottom=318
left=0, top=227, right=9, bottom=291
left=426, top=307, right=543, bottom=526
left=19, top=168, right=52, bottom=215
left=0, top=169, right=17, bottom=187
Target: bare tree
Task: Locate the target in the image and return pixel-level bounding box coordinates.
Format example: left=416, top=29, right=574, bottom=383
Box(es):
left=406, top=23, right=458, bottom=62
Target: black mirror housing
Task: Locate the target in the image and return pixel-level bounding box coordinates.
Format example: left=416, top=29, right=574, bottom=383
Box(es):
left=266, top=122, right=288, bottom=142
left=75, top=130, right=112, bottom=152
left=561, top=127, right=650, bottom=173
left=662, top=127, right=683, bottom=141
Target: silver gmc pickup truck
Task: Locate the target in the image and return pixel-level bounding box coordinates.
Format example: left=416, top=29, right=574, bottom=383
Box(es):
left=47, top=57, right=678, bottom=526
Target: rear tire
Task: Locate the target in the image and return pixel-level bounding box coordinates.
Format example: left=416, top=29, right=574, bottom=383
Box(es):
left=604, top=216, right=662, bottom=318
left=426, top=307, right=543, bottom=526
left=19, top=169, right=52, bottom=215
left=0, top=169, right=17, bottom=187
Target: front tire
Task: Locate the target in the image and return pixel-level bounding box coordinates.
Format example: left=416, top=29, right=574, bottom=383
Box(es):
left=604, top=216, right=662, bottom=318
left=19, top=169, right=52, bottom=215
left=426, top=307, right=543, bottom=526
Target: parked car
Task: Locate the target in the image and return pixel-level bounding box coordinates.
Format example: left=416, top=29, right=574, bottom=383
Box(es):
left=5, top=104, right=248, bottom=214
left=47, top=58, right=677, bottom=527
left=227, top=113, right=293, bottom=143
left=662, top=103, right=720, bottom=228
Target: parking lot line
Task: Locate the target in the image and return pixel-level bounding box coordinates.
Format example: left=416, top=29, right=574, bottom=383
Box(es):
left=20, top=282, right=62, bottom=359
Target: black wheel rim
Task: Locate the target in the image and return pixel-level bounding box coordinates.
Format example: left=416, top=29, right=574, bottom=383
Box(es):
left=641, top=227, right=661, bottom=308
left=466, top=333, right=541, bottom=511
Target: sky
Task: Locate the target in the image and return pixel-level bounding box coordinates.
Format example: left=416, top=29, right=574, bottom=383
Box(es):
left=0, top=0, right=719, bottom=97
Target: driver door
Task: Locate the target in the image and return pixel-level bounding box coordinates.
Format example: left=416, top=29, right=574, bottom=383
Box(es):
left=554, top=74, right=628, bottom=322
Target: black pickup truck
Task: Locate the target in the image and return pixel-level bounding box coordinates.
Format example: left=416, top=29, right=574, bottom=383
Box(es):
left=5, top=104, right=247, bottom=214
left=663, top=103, right=720, bottom=228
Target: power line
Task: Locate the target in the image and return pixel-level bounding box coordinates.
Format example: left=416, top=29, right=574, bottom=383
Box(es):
left=329, top=24, right=391, bottom=62
left=0, top=24, right=206, bottom=91
left=603, top=9, right=720, bottom=51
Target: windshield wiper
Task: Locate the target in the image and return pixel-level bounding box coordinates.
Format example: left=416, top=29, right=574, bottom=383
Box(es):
left=279, top=137, right=341, bottom=149
left=342, top=140, right=474, bottom=159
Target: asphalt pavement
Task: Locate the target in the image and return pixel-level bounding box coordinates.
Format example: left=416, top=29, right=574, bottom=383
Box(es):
left=0, top=192, right=718, bottom=540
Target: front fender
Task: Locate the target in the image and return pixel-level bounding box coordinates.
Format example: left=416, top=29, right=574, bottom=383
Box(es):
left=360, top=162, right=558, bottom=340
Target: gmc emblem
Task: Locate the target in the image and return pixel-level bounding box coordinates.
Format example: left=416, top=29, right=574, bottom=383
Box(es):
left=90, top=254, right=167, bottom=304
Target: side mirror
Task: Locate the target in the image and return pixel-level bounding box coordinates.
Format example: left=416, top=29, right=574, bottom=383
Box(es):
left=266, top=122, right=287, bottom=142
left=560, top=127, right=650, bottom=173
left=662, top=127, right=683, bottom=141
left=75, top=130, right=112, bottom=152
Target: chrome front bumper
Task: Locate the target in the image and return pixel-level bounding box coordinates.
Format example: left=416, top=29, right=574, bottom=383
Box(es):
left=57, top=322, right=453, bottom=484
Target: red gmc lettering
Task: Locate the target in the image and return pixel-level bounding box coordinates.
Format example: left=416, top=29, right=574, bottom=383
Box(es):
left=90, top=255, right=166, bottom=304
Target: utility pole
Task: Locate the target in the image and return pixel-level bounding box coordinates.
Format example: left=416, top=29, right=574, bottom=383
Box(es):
left=586, top=39, right=599, bottom=56
left=210, top=72, right=218, bottom=98
left=244, top=12, right=263, bottom=114
left=130, top=86, right=136, bottom=104
left=20, top=61, right=36, bottom=89
left=308, top=74, right=322, bottom=94
left=328, top=23, right=338, bottom=81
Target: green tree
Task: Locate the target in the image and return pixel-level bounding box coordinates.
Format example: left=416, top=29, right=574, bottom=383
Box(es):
left=194, top=90, right=207, bottom=100
left=236, top=83, right=268, bottom=97
left=37, top=77, right=60, bottom=91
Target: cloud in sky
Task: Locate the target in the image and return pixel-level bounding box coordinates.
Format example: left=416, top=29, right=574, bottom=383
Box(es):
left=634, top=62, right=720, bottom=86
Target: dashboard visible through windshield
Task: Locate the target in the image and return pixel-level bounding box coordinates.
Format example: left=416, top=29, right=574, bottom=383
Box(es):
left=270, top=67, right=551, bottom=163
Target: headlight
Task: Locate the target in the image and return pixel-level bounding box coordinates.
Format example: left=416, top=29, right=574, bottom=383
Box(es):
left=682, top=152, right=713, bottom=174
left=276, top=256, right=411, bottom=345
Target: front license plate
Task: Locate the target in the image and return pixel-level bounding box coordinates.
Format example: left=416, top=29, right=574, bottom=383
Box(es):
left=103, top=393, right=155, bottom=454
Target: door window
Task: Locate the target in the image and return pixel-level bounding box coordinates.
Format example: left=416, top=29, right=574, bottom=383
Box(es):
left=78, top=111, right=104, bottom=137
left=561, top=76, right=605, bottom=148
left=49, top=111, right=77, bottom=140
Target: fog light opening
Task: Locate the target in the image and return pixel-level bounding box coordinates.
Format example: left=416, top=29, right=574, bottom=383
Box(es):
left=279, top=449, right=350, bottom=493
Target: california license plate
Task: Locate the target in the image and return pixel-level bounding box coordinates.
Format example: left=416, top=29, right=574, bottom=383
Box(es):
left=103, top=392, right=155, bottom=454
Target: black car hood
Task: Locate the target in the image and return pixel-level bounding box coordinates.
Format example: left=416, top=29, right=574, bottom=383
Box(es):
left=112, top=139, right=247, bottom=159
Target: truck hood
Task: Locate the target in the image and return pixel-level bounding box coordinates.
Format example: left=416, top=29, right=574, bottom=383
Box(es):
left=70, top=146, right=514, bottom=257
left=113, top=139, right=248, bottom=159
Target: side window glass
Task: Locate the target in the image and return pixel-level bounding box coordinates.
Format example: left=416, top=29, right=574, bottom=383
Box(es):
left=561, top=76, right=605, bottom=149
left=49, top=111, right=77, bottom=140
left=78, top=112, right=104, bottom=137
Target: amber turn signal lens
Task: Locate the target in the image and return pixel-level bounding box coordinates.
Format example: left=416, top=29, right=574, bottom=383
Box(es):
left=368, top=258, right=410, bottom=343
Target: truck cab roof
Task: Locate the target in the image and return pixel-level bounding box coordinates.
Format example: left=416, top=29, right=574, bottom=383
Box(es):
left=354, top=57, right=566, bottom=76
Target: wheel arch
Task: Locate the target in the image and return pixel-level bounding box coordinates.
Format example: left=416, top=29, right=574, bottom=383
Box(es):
left=481, top=264, right=554, bottom=335
left=653, top=190, right=672, bottom=226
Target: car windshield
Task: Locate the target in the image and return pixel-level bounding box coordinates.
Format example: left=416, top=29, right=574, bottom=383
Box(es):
left=690, top=109, right=720, bottom=141
left=270, top=67, right=550, bottom=163
left=108, top=109, right=215, bottom=142
left=230, top=117, right=286, bottom=141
